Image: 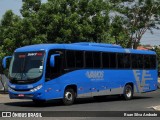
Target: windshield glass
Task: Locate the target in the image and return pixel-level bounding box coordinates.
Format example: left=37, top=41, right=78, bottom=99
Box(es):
left=9, top=51, right=45, bottom=83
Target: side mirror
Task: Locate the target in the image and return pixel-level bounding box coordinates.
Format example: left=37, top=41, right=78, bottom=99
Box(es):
left=50, top=54, right=60, bottom=67
left=2, top=56, right=12, bottom=69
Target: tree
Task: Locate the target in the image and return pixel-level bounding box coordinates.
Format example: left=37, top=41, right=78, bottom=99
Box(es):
left=37, top=0, right=110, bottom=43
left=0, top=0, right=111, bottom=63
left=21, top=0, right=41, bottom=17
left=0, top=10, right=22, bottom=55
left=109, top=0, right=160, bottom=48
left=20, top=0, right=47, bottom=45
left=155, top=46, right=160, bottom=75
left=1, top=0, right=160, bottom=58
left=109, top=16, right=130, bottom=47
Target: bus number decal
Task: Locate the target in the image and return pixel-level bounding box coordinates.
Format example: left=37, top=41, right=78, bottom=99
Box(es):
left=133, top=70, right=153, bottom=92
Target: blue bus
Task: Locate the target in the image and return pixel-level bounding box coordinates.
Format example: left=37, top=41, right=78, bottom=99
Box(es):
left=2, top=43, right=158, bottom=105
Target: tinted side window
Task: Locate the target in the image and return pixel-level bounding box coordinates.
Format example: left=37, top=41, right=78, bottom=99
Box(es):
left=93, top=52, right=101, bottom=68
left=117, top=53, right=124, bottom=68
left=150, top=55, right=156, bottom=69
left=137, top=54, right=143, bottom=69
left=66, top=50, right=75, bottom=68
left=45, top=50, right=64, bottom=80
left=144, top=55, right=150, bottom=69
left=102, top=52, right=110, bottom=68
left=110, top=53, right=117, bottom=68
left=85, top=52, right=93, bottom=68
left=131, top=54, right=138, bottom=69
left=75, top=51, right=84, bottom=68
left=124, top=54, right=131, bottom=68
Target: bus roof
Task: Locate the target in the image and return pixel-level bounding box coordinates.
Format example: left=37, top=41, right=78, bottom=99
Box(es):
left=15, top=43, right=156, bottom=55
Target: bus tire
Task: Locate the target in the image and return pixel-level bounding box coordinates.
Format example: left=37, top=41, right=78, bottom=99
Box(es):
left=63, top=88, right=76, bottom=105
left=123, top=84, right=133, bottom=100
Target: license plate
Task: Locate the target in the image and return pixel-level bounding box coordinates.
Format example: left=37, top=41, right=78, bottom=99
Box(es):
left=18, top=94, right=24, bottom=97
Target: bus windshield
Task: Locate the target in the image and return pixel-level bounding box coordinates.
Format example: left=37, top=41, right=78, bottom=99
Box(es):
left=9, top=51, right=45, bottom=84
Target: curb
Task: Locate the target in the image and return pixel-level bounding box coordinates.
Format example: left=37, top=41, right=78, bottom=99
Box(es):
left=158, top=79, right=160, bottom=89
left=158, top=83, right=160, bottom=89
left=152, top=106, right=160, bottom=111
left=0, top=94, right=31, bottom=103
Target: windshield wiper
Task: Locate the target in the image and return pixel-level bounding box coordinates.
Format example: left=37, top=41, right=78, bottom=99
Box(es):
left=21, top=72, right=28, bottom=80
left=10, top=72, right=28, bottom=80
left=11, top=73, right=21, bottom=80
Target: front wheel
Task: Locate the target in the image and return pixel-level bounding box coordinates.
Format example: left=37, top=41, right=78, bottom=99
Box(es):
left=123, top=84, right=133, bottom=100
left=63, top=88, right=76, bottom=105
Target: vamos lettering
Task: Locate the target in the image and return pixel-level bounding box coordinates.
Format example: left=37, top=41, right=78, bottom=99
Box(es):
left=86, top=71, right=104, bottom=80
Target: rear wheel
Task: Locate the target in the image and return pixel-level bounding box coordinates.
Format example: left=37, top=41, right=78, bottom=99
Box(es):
left=123, top=84, right=133, bottom=100
left=63, top=88, right=76, bottom=105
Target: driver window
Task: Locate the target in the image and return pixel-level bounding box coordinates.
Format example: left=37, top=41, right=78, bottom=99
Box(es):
left=45, top=50, right=64, bottom=81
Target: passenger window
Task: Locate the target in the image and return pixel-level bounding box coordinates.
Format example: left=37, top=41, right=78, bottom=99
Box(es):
left=93, top=52, right=101, bottom=68
left=144, top=55, right=150, bottom=69
left=102, top=52, right=110, bottom=68
left=150, top=55, right=156, bottom=69
left=110, top=53, right=117, bottom=68
left=131, top=54, right=138, bottom=69
left=75, top=51, right=84, bottom=68
left=66, top=51, right=75, bottom=68
left=124, top=54, right=131, bottom=69
left=85, top=52, right=93, bottom=68
left=117, top=53, right=124, bottom=68
left=137, top=55, right=143, bottom=69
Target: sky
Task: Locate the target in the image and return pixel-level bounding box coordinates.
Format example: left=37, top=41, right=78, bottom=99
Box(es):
left=0, top=0, right=160, bottom=46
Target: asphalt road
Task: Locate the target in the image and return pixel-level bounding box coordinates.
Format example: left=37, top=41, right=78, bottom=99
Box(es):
left=0, top=90, right=160, bottom=120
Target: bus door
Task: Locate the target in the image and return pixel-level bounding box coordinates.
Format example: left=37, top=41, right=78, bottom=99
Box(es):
left=45, top=50, right=64, bottom=100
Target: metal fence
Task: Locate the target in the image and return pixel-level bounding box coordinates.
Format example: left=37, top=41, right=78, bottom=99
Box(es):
left=0, top=74, right=9, bottom=93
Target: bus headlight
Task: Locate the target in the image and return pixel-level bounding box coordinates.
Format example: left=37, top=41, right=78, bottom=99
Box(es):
left=30, top=84, right=42, bottom=92
left=8, top=86, right=15, bottom=92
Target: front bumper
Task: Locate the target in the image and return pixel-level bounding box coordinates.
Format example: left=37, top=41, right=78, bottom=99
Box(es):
left=8, top=89, right=45, bottom=100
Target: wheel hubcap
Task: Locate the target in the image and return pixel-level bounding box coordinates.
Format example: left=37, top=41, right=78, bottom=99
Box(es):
left=126, top=88, right=132, bottom=98
left=65, top=92, right=72, bottom=101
